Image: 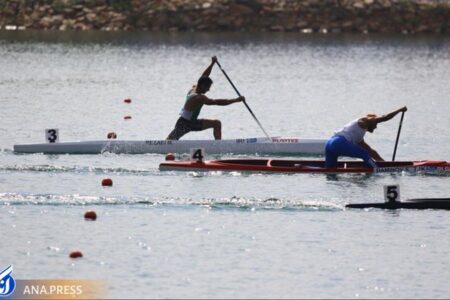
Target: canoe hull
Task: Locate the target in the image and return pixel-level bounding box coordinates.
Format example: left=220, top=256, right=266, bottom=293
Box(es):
left=13, top=137, right=326, bottom=155
left=346, top=198, right=450, bottom=210
left=159, top=159, right=450, bottom=175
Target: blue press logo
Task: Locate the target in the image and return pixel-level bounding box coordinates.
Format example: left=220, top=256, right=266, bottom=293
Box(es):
left=0, top=265, right=16, bottom=297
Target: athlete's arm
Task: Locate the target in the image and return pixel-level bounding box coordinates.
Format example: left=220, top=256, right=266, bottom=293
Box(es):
left=374, top=106, right=407, bottom=124
left=359, top=106, right=407, bottom=129
left=201, top=56, right=218, bottom=77
left=184, top=95, right=244, bottom=110
left=202, top=96, right=245, bottom=106
left=358, top=140, right=384, bottom=161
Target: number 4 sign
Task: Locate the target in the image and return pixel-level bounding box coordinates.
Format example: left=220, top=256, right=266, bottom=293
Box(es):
left=45, top=129, right=59, bottom=143
left=384, top=185, right=400, bottom=203
left=190, top=148, right=205, bottom=162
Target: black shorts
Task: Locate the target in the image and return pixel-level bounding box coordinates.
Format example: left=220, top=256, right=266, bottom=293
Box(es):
left=167, top=117, right=204, bottom=140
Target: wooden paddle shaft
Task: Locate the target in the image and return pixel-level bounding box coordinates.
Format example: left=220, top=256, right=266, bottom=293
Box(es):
left=392, top=111, right=405, bottom=161
left=215, top=60, right=271, bottom=139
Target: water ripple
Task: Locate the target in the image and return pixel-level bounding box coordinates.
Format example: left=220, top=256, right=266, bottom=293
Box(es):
left=0, top=164, right=158, bottom=175
left=0, top=192, right=343, bottom=211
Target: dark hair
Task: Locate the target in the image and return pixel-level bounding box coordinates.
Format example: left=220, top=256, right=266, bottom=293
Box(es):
left=197, top=76, right=213, bottom=87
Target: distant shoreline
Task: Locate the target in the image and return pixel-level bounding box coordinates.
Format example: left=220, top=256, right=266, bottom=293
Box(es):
left=1, top=0, right=449, bottom=34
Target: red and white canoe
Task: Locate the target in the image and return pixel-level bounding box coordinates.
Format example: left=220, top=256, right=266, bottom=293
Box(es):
left=159, top=159, right=450, bottom=175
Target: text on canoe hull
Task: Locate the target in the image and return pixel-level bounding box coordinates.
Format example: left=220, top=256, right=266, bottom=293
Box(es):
left=236, top=138, right=300, bottom=144
left=145, top=140, right=173, bottom=145
left=376, top=166, right=449, bottom=173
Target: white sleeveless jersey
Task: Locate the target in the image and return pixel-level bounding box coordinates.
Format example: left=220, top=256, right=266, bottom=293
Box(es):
left=179, top=91, right=199, bottom=121
left=334, top=119, right=366, bottom=143
left=180, top=107, right=193, bottom=120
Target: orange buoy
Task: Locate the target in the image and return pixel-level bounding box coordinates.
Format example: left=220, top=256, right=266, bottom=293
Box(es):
left=124, top=115, right=132, bottom=120
left=84, top=210, right=97, bottom=221
left=107, top=132, right=117, bottom=139
left=69, top=251, right=83, bottom=258
left=101, top=178, right=113, bottom=187
left=165, top=153, right=175, bottom=161
left=123, top=98, right=132, bottom=103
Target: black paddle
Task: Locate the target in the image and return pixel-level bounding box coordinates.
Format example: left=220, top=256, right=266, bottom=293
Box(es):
left=392, top=111, right=405, bottom=161
left=214, top=59, right=271, bottom=139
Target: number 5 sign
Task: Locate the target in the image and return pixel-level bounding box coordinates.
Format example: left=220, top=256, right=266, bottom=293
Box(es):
left=45, top=129, right=59, bottom=143
left=384, top=185, right=400, bottom=203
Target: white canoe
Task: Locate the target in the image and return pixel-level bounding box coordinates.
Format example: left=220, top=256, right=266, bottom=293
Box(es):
left=13, top=137, right=327, bottom=155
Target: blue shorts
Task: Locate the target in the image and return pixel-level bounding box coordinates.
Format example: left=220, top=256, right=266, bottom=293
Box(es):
left=325, top=135, right=376, bottom=168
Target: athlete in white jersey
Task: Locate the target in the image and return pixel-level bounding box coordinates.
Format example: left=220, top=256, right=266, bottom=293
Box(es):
left=166, top=56, right=245, bottom=140
left=325, top=106, right=408, bottom=168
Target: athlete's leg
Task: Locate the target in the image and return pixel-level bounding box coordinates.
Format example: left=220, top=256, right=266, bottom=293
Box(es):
left=167, top=128, right=186, bottom=140
left=166, top=118, right=190, bottom=140
left=201, top=119, right=222, bottom=140
left=325, top=135, right=377, bottom=168
left=325, top=136, right=340, bottom=168
left=338, top=139, right=377, bottom=168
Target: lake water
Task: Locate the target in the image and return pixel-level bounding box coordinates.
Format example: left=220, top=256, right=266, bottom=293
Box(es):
left=1, top=31, right=450, bottom=299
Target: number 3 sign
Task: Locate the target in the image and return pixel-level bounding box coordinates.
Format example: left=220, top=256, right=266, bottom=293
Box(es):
left=45, top=129, right=59, bottom=143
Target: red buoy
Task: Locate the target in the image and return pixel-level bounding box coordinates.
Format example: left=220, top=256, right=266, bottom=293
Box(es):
left=123, top=98, right=132, bottom=103
left=84, top=210, right=97, bottom=220
left=124, top=116, right=132, bottom=120
left=165, top=153, right=175, bottom=161
left=101, top=178, right=113, bottom=187
left=69, top=251, right=83, bottom=258
left=107, top=132, right=117, bottom=139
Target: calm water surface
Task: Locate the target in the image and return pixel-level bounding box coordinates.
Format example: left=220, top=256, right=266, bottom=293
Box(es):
left=1, top=31, right=450, bottom=299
